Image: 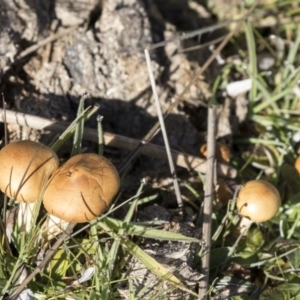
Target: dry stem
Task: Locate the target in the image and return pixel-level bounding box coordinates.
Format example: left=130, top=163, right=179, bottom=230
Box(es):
left=198, top=105, right=217, bottom=299
left=145, top=48, right=183, bottom=209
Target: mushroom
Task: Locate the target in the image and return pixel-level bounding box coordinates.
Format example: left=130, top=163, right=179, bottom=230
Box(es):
left=41, top=153, right=120, bottom=240
left=294, top=155, right=300, bottom=177
left=0, top=140, right=59, bottom=233
left=200, top=142, right=232, bottom=207
left=200, top=142, right=231, bottom=164
left=236, top=179, right=281, bottom=233
left=215, top=178, right=233, bottom=206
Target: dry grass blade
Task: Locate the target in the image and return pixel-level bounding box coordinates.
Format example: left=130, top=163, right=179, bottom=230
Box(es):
left=145, top=48, right=183, bottom=209
left=1, top=93, right=8, bottom=146
left=198, top=105, right=217, bottom=299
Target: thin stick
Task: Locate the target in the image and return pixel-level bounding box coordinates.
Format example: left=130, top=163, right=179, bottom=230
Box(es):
left=198, top=105, right=217, bottom=299
left=16, top=24, right=82, bottom=60
left=1, top=94, right=7, bottom=146
left=148, top=19, right=242, bottom=50
left=197, top=3, right=259, bottom=297
left=0, top=94, right=10, bottom=259
left=0, top=109, right=236, bottom=178
left=179, top=35, right=226, bottom=54
left=97, top=115, right=104, bottom=156
left=145, top=49, right=183, bottom=209
left=71, top=93, right=90, bottom=156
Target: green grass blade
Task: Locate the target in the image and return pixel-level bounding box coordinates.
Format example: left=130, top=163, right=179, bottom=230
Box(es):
left=253, top=84, right=299, bottom=113
left=103, top=217, right=200, bottom=243
left=282, top=25, right=300, bottom=81
left=96, top=181, right=145, bottom=299
left=90, top=224, right=103, bottom=295
left=51, top=105, right=99, bottom=153
left=71, top=93, right=90, bottom=156
left=123, top=181, right=145, bottom=223
left=235, top=137, right=287, bottom=147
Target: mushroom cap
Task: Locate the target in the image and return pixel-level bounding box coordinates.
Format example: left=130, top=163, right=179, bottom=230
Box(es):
left=295, top=156, right=300, bottom=176
left=236, top=180, right=281, bottom=222
left=200, top=142, right=231, bottom=163
left=0, top=140, right=59, bottom=203
left=216, top=178, right=232, bottom=204
left=43, top=153, right=120, bottom=223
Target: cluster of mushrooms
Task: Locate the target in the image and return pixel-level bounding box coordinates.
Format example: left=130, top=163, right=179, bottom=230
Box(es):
left=0, top=140, right=120, bottom=239
left=200, top=142, right=282, bottom=228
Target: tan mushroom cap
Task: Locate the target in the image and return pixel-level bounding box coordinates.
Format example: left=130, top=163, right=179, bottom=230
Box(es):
left=0, top=140, right=59, bottom=203
left=294, top=156, right=300, bottom=176
left=43, top=153, right=120, bottom=223
left=216, top=178, right=232, bottom=204
left=200, top=142, right=231, bottom=163
left=236, top=180, right=281, bottom=222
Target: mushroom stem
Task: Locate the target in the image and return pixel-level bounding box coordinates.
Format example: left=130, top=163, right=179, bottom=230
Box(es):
left=17, top=202, right=36, bottom=233
left=238, top=216, right=253, bottom=236
left=40, top=215, right=70, bottom=242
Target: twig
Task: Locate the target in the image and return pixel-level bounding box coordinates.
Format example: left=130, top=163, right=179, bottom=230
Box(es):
left=197, top=3, right=259, bottom=298
left=198, top=105, right=217, bottom=300
left=148, top=19, right=243, bottom=50
left=179, top=34, right=227, bottom=54
left=145, top=49, right=183, bottom=209
left=16, top=24, right=82, bottom=60
left=0, top=109, right=237, bottom=178
left=1, top=94, right=7, bottom=145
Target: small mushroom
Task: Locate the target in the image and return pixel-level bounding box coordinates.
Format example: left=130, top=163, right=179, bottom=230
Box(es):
left=237, top=180, right=281, bottom=222
left=215, top=178, right=233, bottom=205
left=200, top=142, right=231, bottom=163
left=236, top=180, right=281, bottom=234
left=294, top=155, right=300, bottom=177
left=42, top=153, right=120, bottom=240
left=0, top=140, right=59, bottom=232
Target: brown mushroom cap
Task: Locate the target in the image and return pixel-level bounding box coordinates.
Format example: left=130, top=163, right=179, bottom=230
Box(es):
left=295, top=156, right=300, bottom=176
left=43, top=153, right=120, bottom=223
left=236, top=180, right=281, bottom=222
left=216, top=178, right=232, bottom=204
left=0, top=140, right=59, bottom=203
left=200, top=142, right=231, bottom=163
